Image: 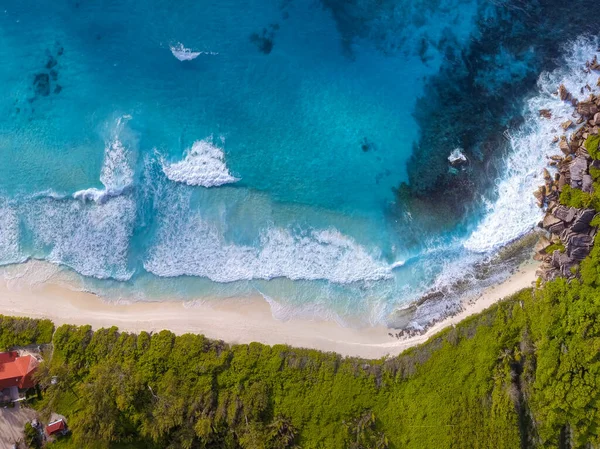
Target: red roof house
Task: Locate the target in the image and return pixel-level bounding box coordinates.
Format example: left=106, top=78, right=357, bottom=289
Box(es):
left=0, top=351, right=39, bottom=389
left=46, top=419, right=67, bottom=436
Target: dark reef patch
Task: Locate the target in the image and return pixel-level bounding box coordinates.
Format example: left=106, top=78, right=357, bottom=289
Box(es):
left=28, top=44, right=65, bottom=105
left=318, top=0, right=597, bottom=234
left=33, top=73, right=51, bottom=97
left=250, top=24, right=279, bottom=54
left=403, top=0, right=596, bottom=225
left=45, top=55, right=57, bottom=69
left=361, top=137, right=374, bottom=152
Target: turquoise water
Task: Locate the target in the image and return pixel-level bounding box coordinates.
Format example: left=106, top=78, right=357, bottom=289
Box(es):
left=0, top=0, right=597, bottom=327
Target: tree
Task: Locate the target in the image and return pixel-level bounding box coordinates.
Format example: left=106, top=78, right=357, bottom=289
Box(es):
left=23, top=422, right=41, bottom=449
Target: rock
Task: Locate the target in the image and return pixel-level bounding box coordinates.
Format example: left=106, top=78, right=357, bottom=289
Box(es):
left=539, top=267, right=561, bottom=281
left=543, top=168, right=551, bottom=180
left=571, top=208, right=596, bottom=232
left=578, top=101, right=599, bottom=117
left=570, top=246, right=590, bottom=261
left=561, top=119, right=574, bottom=130
left=539, top=109, right=552, bottom=119
left=561, top=228, right=594, bottom=249
left=533, top=186, right=545, bottom=201
left=594, top=112, right=600, bottom=126
left=558, top=174, right=567, bottom=190
left=553, top=205, right=576, bottom=223
left=559, top=137, right=571, bottom=154
left=543, top=214, right=565, bottom=234
left=569, top=156, right=588, bottom=185
left=448, top=148, right=467, bottom=166
left=577, top=146, right=591, bottom=159
left=582, top=174, right=593, bottom=193
left=559, top=84, right=572, bottom=101
left=534, top=236, right=552, bottom=254
left=590, top=55, right=600, bottom=71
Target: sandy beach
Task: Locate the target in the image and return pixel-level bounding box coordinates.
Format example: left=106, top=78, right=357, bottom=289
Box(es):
left=0, top=260, right=539, bottom=359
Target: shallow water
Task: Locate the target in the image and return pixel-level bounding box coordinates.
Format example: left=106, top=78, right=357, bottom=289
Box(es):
left=0, top=0, right=598, bottom=327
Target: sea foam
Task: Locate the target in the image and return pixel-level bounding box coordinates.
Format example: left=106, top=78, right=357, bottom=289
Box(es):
left=169, top=43, right=218, bottom=61
left=144, top=202, right=391, bottom=284
left=0, top=199, right=23, bottom=264
left=74, top=115, right=136, bottom=203
left=26, top=196, right=135, bottom=281
left=464, top=36, right=600, bottom=253
left=27, top=116, right=137, bottom=280
left=161, top=138, right=239, bottom=187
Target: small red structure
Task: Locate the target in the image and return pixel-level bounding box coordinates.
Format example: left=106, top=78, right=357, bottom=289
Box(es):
left=46, top=419, right=67, bottom=436
left=0, top=351, right=38, bottom=389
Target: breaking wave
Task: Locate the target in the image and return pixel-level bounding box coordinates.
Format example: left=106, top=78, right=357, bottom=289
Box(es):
left=0, top=199, right=24, bottom=265
left=26, top=116, right=137, bottom=280
left=144, top=198, right=391, bottom=284
left=24, top=195, right=135, bottom=281
left=464, top=36, right=600, bottom=253
left=161, top=138, right=239, bottom=187
left=74, top=115, right=136, bottom=203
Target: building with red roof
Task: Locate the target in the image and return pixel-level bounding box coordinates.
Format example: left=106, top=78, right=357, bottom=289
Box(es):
left=0, top=351, right=39, bottom=389
left=46, top=419, right=67, bottom=436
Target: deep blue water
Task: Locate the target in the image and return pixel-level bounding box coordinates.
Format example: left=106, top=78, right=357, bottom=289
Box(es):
left=0, top=0, right=598, bottom=327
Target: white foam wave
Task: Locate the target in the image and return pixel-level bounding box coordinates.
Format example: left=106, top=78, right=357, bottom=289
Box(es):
left=26, top=195, right=135, bottom=281
left=26, top=115, right=137, bottom=280
left=0, top=199, right=24, bottom=264
left=73, top=116, right=135, bottom=203
left=161, top=138, right=239, bottom=187
left=169, top=43, right=218, bottom=61
left=391, top=260, right=406, bottom=269
left=144, top=203, right=391, bottom=284
left=465, top=36, right=600, bottom=253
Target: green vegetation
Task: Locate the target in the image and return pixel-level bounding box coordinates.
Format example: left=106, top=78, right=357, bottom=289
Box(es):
left=4, top=226, right=600, bottom=447
left=0, top=315, right=54, bottom=351
left=585, top=134, right=600, bottom=159
left=559, top=184, right=598, bottom=209
left=545, top=243, right=565, bottom=254
left=24, top=422, right=42, bottom=448
left=0, top=274, right=584, bottom=448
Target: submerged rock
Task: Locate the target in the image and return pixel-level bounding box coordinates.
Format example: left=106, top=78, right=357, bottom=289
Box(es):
left=250, top=28, right=275, bottom=54
left=33, top=73, right=51, bottom=96
left=447, top=148, right=467, bottom=166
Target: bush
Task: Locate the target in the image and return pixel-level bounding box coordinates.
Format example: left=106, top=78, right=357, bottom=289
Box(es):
left=0, top=316, right=54, bottom=351
left=585, top=134, right=600, bottom=159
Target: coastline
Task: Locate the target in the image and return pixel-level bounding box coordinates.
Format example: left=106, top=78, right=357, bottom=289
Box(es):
left=0, top=259, right=538, bottom=359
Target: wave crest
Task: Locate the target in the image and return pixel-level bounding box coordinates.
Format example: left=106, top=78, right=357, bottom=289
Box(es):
left=161, top=138, right=239, bottom=187
left=144, top=205, right=391, bottom=284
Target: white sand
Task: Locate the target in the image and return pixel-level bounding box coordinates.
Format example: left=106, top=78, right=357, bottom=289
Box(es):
left=0, top=260, right=538, bottom=359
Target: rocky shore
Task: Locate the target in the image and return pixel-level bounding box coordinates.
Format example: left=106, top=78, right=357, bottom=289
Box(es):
left=534, top=58, right=600, bottom=280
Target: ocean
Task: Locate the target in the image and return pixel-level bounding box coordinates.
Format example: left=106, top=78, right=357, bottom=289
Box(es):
left=0, top=0, right=598, bottom=328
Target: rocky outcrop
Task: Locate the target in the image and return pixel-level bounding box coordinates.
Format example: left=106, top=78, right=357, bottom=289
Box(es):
left=534, top=69, right=600, bottom=281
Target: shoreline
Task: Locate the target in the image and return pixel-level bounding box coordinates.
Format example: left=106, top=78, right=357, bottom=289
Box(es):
left=0, top=260, right=539, bottom=359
